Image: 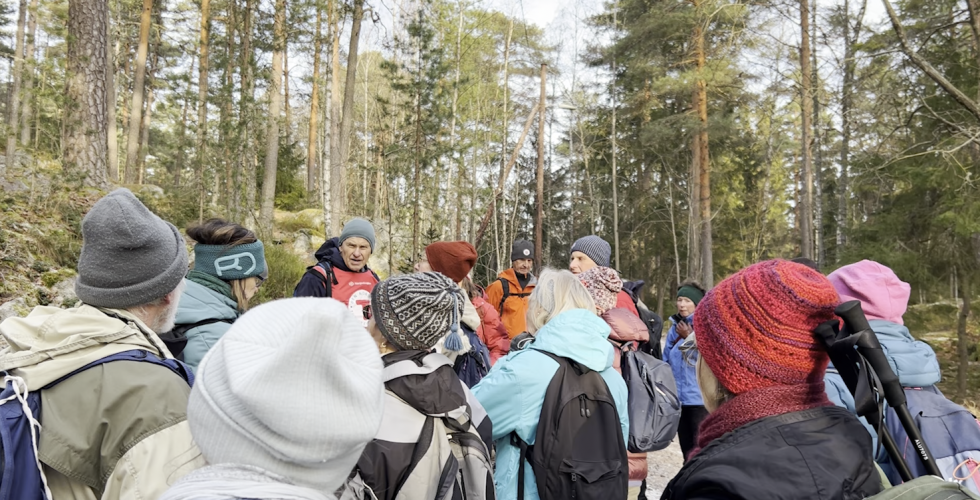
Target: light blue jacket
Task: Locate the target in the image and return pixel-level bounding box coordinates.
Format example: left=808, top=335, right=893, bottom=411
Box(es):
left=174, top=276, right=239, bottom=371
left=824, top=319, right=941, bottom=462
left=663, top=314, right=703, bottom=406
left=471, top=309, right=629, bottom=500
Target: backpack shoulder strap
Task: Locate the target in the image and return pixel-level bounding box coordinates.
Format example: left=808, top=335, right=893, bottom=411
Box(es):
left=43, top=349, right=195, bottom=390
left=308, top=262, right=334, bottom=297
left=497, top=278, right=510, bottom=315
left=161, top=318, right=234, bottom=358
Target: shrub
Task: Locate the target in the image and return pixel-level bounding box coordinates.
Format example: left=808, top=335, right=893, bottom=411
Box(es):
left=253, top=244, right=308, bottom=305
left=41, top=268, right=76, bottom=288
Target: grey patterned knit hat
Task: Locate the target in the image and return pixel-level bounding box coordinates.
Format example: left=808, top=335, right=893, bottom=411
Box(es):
left=371, top=272, right=464, bottom=351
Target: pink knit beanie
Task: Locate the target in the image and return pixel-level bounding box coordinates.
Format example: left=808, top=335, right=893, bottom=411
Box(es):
left=578, top=266, right=622, bottom=313
left=827, top=260, right=910, bottom=325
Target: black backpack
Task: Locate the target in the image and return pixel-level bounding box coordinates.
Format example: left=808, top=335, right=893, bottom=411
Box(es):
left=512, top=351, right=628, bottom=500
left=453, top=324, right=492, bottom=388
left=622, top=280, right=664, bottom=360
left=496, top=278, right=531, bottom=316
left=158, top=318, right=233, bottom=360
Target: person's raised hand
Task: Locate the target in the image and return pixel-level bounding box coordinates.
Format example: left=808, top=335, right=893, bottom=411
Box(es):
left=676, top=320, right=693, bottom=339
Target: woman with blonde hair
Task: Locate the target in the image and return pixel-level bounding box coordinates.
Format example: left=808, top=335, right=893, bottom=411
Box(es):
left=472, top=269, right=629, bottom=500
left=168, top=218, right=267, bottom=371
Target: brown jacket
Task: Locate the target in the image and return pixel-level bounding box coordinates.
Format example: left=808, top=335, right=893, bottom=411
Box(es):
left=602, top=307, right=650, bottom=484
left=485, top=268, right=536, bottom=338
left=0, top=305, right=205, bottom=499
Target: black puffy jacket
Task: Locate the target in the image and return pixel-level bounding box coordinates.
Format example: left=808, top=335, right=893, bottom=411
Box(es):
left=662, top=406, right=883, bottom=500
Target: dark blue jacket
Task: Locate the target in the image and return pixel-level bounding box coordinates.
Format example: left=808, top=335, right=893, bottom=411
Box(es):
left=293, top=237, right=376, bottom=298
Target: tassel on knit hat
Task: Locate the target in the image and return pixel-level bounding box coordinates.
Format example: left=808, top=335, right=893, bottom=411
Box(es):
left=371, top=272, right=465, bottom=351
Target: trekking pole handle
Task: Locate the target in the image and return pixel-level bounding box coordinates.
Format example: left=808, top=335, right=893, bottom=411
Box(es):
left=836, top=301, right=943, bottom=479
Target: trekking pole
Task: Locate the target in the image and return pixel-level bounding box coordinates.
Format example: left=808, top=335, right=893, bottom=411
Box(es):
left=835, top=300, right=944, bottom=478
left=814, top=322, right=915, bottom=483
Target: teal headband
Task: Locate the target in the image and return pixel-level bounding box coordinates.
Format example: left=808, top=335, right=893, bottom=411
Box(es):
left=193, top=241, right=267, bottom=281
left=677, top=285, right=704, bottom=306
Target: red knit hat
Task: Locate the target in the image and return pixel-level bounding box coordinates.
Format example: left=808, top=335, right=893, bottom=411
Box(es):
left=424, top=241, right=477, bottom=283
left=694, top=259, right=840, bottom=395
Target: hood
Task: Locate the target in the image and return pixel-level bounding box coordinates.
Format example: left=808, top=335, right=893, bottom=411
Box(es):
left=175, top=278, right=239, bottom=326
left=382, top=350, right=470, bottom=415
left=497, top=268, right=537, bottom=290
left=313, top=237, right=370, bottom=273
left=872, top=319, right=941, bottom=387
left=603, top=307, right=649, bottom=343
left=460, top=288, right=481, bottom=331
left=0, top=304, right=170, bottom=389
left=530, top=309, right=614, bottom=372
left=828, top=260, right=910, bottom=325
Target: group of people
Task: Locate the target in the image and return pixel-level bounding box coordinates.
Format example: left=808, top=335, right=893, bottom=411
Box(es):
left=0, top=187, right=968, bottom=500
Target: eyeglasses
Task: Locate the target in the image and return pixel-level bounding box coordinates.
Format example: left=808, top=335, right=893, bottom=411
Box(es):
left=255, top=275, right=266, bottom=289
left=362, top=304, right=372, bottom=320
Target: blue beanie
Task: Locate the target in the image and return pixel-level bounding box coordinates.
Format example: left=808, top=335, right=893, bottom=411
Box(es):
left=570, top=235, right=611, bottom=268
left=340, top=218, right=376, bottom=251
left=194, top=241, right=267, bottom=281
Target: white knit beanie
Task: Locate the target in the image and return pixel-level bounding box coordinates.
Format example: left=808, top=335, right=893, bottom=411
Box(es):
left=188, top=297, right=385, bottom=493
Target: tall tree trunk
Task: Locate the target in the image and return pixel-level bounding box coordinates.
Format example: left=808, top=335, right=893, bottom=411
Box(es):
left=535, top=64, right=546, bottom=271
left=334, top=0, right=364, bottom=233
left=5, top=0, right=27, bottom=172
left=241, top=0, right=257, bottom=222
left=175, top=60, right=192, bottom=187
left=196, top=0, right=210, bottom=217
left=137, top=49, right=159, bottom=183
left=693, top=2, right=713, bottom=287
left=19, top=0, right=37, bottom=146
left=838, top=0, right=866, bottom=256
left=259, top=0, right=286, bottom=234
left=221, top=1, right=237, bottom=216
left=957, top=278, right=972, bottom=399
left=611, top=5, right=621, bottom=270
left=498, top=19, right=513, bottom=262
left=283, top=40, right=292, bottom=141
left=307, top=2, right=323, bottom=195
left=328, top=0, right=342, bottom=235
left=62, top=0, right=109, bottom=186
left=799, top=0, right=814, bottom=260
left=124, top=0, right=153, bottom=184
left=106, top=22, right=119, bottom=181
left=812, top=0, right=824, bottom=266
left=451, top=1, right=463, bottom=239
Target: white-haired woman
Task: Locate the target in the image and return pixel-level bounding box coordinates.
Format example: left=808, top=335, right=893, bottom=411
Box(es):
left=471, top=269, right=629, bottom=500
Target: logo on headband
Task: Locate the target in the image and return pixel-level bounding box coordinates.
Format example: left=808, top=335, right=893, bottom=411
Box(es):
left=214, top=252, right=258, bottom=277
left=523, top=249, right=531, bottom=256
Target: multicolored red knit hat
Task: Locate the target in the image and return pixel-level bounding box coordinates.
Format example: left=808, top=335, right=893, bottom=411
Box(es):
left=578, top=266, right=622, bottom=313
left=694, top=259, right=840, bottom=395
left=371, top=272, right=464, bottom=351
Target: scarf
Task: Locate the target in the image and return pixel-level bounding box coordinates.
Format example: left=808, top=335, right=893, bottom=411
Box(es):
left=691, top=383, right=832, bottom=458
left=187, top=270, right=236, bottom=302
left=159, top=464, right=333, bottom=500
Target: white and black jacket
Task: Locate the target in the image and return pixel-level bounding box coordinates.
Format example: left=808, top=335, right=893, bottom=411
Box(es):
left=352, top=350, right=493, bottom=500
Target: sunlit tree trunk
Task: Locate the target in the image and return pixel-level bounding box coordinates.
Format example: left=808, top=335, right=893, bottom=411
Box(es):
left=124, top=0, right=153, bottom=184
left=62, top=0, right=109, bottom=186
left=259, top=0, right=286, bottom=234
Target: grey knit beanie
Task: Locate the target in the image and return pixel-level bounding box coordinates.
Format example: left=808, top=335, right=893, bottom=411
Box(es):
left=511, top=240, right=534, bottom=261
left=75, top=188, right=189, bottom=309
left=570, top=235, right=612, bottom=268
left=371, top=272, right=464, bottom=351
left=339, top=218, right=376, bottom=251
left=189, top=298, right=385, bottom=492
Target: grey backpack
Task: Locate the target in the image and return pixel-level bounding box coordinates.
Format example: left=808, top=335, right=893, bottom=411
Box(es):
left=868, top=476, right=980, bottom=500
left=620, top=347, right=681, bottom=452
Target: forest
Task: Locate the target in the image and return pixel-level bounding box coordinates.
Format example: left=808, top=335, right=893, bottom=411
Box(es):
left=0, top=0, right=978, bottom=394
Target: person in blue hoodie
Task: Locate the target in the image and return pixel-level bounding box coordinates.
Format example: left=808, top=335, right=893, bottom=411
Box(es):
left=824, top=259, right=941, bottom=479
left=472, top=269, right=629, bottom=500
left=663, top=281, right=707, bottom=462
left=169, top=219, right=267, bottom=371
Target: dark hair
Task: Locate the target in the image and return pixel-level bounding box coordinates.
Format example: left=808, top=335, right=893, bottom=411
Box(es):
left=790, top=257, right=821, bottom=273
left=460, top=276, right=482, bottom=300
left=677, top=280, right=706, bottom=295
left=186, top=219, right=257, bottom=247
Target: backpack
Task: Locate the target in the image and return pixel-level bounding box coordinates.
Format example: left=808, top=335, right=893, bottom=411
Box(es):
left=619, top=346, right=681, bottom=452
left=454, top=324, right=492, bottom=388
left=622, top=280, right=664, bottom=360
left=513, top=351, right=628, bottom=500
left=304, top=262, right=382, bottom=297
left=158, top=318, right=233, bottom=360
left=868, top=475, right=980, bottom=500
left=0, top=350, right=194, bottom=500
left=882, top=386, right=980, bottom=493
left=496, top=278, right=531, bottom=316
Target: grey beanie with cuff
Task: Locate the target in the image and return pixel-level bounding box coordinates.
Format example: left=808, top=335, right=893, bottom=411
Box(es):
left=75, top=188, right=189, bottom=309
left=339, top=218, right=376, bottom=251
left=570, top=235, right=612, bottom=268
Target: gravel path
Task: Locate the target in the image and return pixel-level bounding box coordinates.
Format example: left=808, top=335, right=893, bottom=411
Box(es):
left=644, top=439, right=685, bottom=498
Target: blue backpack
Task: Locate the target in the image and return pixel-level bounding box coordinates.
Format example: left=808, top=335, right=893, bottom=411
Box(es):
left=882, top=386, right=980, bottom=493
left=453, top=324, right=491, bottom=388
left=0, top=350, right=194, bottom=500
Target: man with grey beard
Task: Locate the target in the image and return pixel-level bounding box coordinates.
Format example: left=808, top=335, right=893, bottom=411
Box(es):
left=0, top=188, right=205, bottom=499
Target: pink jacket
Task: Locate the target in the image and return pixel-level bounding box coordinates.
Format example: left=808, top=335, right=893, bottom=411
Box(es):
left=472, top=296, right=510, bottom=365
